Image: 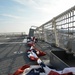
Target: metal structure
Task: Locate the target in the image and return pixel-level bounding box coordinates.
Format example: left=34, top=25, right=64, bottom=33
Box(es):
left=34, top=6, right=75, bottom=53
left=29, top=26, right=37, bottom=37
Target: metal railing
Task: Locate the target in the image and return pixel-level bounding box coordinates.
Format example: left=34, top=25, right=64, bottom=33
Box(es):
left=34, top=6, right=75, bottom=51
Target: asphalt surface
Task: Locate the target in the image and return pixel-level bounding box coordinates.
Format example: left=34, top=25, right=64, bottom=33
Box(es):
left=0, top=36, right=37, bottom=75
left=0, top=36, right=53, bottom=75
left=0, top=36, right=75, bottom=75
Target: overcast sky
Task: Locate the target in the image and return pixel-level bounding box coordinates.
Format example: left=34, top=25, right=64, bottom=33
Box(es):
left=0, top=0, right=75, bottom=34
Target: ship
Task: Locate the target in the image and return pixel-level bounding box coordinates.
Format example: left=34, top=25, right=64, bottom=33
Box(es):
left=0, top=6, right=75, bottom=75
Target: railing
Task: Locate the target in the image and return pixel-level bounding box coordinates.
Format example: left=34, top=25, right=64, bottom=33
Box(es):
left=34, top=6, right=75, bottom=51
left=0, top=32, right=25, bottom=37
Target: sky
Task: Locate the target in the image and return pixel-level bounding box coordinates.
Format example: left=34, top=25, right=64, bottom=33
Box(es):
left=0, top=0, right=75, bottom=34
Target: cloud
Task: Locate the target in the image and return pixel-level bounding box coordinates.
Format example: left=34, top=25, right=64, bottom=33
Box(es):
left=1, top=14, right=22, bottom=19
left=12, top=0, right=37, bottom=6
left=11, top=0, right=75, bottom=15
left=12, top=0, right=26, bottom=5
left=33, top=0, right=75, bottom=18
left=12, top=0, right=59, bottom=15
left=1, top=0, right=75, bottom=34
left=5, top=0, right=75, bottom=25
left=17, top=9, right=25, bottom=12
left=12, top=0, right=54, bottom=15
